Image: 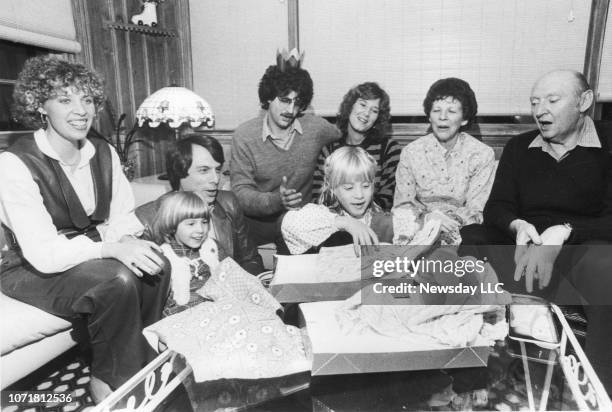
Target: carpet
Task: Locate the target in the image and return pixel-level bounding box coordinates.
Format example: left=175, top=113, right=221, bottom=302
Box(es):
left=1, top=349, right=95, bottom=412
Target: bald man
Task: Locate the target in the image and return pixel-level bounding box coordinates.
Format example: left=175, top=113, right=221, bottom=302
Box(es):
left=460, top=70, right=612, bottom=393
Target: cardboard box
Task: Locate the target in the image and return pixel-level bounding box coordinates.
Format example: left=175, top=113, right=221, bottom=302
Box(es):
left=299, top=301, right=493, bottom=376
left=270, top=247, right=363, bottom=303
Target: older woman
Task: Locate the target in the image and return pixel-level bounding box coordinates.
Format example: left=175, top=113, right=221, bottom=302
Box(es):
left=312, top=82, right=401, bottom=210
left=393, top=78, right=495, bottom=245
left=0, top=56, right=169, bottom=402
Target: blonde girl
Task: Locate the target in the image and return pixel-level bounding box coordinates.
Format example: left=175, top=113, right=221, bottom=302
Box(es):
left=151, top=191, right=223, bottom=316
left=282, top=146, right=420, bottom=255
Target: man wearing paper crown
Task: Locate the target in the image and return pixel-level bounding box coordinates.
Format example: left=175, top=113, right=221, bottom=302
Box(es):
left=231, top=49, right=341, bottom=252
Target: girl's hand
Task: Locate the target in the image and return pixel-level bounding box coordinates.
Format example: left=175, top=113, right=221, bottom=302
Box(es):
left=335, top=216, right=379, bottom=256
left=102, top=238, right=164, bottom=277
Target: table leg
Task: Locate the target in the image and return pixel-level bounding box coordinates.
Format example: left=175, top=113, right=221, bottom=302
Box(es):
left=519, top=340, right=536, bottom=411
left=538, top=349, right=557, bottom=411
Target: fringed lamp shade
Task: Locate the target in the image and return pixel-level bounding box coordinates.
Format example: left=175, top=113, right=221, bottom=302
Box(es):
left=135, top=86, right=215, bottom=129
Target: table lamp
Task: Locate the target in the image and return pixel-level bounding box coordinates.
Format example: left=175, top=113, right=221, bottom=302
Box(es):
left=135, top=86, right=215, bottom=139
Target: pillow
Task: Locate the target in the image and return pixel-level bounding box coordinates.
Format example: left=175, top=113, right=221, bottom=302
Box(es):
left=1, top=293, right=72, bottom=355
left=198, top=258, right=281, bottom=313
left=143, top=257, right=307, bottom=382
left=143, top=299, right=310, bottom=382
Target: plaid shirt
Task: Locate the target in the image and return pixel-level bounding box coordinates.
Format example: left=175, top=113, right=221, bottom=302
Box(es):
left=163, top=239, right=212, bottom=317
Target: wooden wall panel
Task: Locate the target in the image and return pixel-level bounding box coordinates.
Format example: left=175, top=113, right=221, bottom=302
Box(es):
left=83, top=0, right=117, bottom=136
left=159, top=4, right=182, bottom=87
left=72, top=0, right=192, bottom=178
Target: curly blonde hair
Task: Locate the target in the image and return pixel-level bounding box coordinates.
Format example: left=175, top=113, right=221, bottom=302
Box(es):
left=12, top=55, right=105, bottom=128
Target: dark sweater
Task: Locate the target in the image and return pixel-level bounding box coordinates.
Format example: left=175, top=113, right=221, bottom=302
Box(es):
left=483, top=122, right=612, bottom=244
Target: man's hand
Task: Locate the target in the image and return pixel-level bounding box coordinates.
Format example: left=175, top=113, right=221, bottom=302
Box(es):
left=540, top=224, right=572, bottom=246
left=513, top=224, right=569, bottom=292
left=425, top=210, right=460, bottom=233
left=280, top=175, right=302, bottom=210
left=102, top=237, right=164, bottom=277
left=510, top=219, right=542, bottom=245
left=335, top=215, right=379, bottom=256
left=513, top=244, right=562, bottom=293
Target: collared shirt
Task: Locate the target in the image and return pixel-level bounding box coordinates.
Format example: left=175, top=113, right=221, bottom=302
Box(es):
left=261, top=112, right=303, bottom=151
left=0, top=129, right=143, bottom=273
left=394, top=132, right=496, bottom=235
left=528, top=116, right=601, bottom=161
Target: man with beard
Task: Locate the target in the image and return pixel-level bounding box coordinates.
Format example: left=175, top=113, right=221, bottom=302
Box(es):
left=231, top=51, right=340, bottom=252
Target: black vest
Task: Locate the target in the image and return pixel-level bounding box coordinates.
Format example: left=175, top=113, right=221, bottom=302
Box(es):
left=5, top=134, right=113, bottom=245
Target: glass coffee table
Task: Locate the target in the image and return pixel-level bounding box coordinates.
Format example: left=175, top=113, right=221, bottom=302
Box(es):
left=94, top=303, right=611, bottom=412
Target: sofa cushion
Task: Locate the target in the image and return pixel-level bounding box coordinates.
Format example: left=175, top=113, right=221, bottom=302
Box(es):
left=0, top=292, right=72, bottom=355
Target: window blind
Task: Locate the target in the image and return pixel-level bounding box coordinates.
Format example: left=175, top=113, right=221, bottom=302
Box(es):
left=0, top=0, right=80, bottom=53
left=300, top=0, right=591, bottom=116
left=190, top=0, right=288, bottom=129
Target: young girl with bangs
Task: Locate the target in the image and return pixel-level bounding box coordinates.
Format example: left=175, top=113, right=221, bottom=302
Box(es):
left=282, top=146, right=424, bottom=255
left=151, top=191, right=225, bottom=316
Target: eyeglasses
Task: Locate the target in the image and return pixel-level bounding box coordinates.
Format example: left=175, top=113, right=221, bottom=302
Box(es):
left=277, top=96, right=303, bottom=108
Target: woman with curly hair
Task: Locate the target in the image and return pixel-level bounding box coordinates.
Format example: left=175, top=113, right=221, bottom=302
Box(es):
left=394, top=78, right=496, bottom=245
left=0, top=56, right=169, bottom=402
left=312, top=82, right=400, bottom=210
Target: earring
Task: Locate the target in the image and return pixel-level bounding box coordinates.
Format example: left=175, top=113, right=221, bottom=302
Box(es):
left=39, top=112, right=47, bottom=124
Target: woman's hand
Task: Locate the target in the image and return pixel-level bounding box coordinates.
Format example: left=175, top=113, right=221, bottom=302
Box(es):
left=102, top=237, right=164, bottom=277
left=425, top=210, right=460, bottom=233
left=335, top=216, right=379, bottom=256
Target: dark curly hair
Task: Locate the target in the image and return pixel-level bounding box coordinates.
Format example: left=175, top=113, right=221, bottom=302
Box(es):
left=12, top=55, right=106, bottom=129
left=336, top=82, right=391, bottom=142
left=166, top=134, right=225, bottom=191
left=258, top=65, right=313, bottom=111
left=423, top=78, right=478, bottom=128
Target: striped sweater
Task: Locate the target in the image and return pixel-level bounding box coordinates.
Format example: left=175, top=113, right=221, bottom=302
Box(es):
left=311, top=136, right=402, bottom=210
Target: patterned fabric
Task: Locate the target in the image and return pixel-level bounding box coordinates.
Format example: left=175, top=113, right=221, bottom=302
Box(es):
left=143, top=258, right=310, bottom=382
left=282, top=204, right=365, bottom=254
left=394, top=132, right=496, bottom=244
left=167, top=238, right=202, bottom=260
left=281, top=203, right=420, bottom=254
left=198, top=258, right=282, bottom=311
left=163, top=289, right=207, bottom=317
left=167, top=238, right=214, bottom=279
left=161, top=238, right=221, bottom=317
left=312, top=136, right=401, bottom=210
